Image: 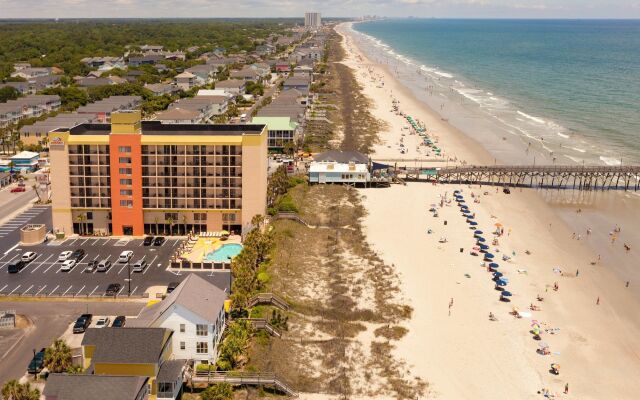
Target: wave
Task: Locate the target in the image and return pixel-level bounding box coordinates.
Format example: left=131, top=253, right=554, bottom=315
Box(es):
left=557, top=132, right=570, bottom=139
left=599, top=156, right=622, bottom=166
left=564, top=155, right=583, bottom=164
left=569, top=147, right=586, bottom=153
left=517, top=111, right=547, bottom=125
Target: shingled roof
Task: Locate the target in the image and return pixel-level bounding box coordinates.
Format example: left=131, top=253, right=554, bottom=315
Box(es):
left=43, top=374, right=148, bottom=400
left=82, top=327, right=170, bottom=364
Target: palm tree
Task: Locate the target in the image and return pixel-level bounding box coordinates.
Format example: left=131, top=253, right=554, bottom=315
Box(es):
left=154, top=216, right=160, bottom=235
left=32, top=183, right=41, bottom=203
left=44, top=339, right=72, bottom=373
left=181, top=214, right=188, bottom=236
left=2, top=380, right=40, bottom=400
left=166, top=216, right=176, bottom=236
left=75, top=213, right=86, bottom=235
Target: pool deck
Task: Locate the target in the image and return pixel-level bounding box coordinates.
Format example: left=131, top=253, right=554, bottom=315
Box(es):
left=179, top=235, right=242, bottom=263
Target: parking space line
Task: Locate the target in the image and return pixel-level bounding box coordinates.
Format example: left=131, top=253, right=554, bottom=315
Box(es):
left=8, top=285, right=21, bottom=296
left=0, top=284, right=7, bottom=292
left=88, top=285, right=99, bottom=296
left=61, top=285, right=73, bottom=296
left=67, top=238, right=79, bottom=246
left=80, top=238, right=90, bottom=246
left=43, top=262, right=58, bottom=274
left=0, top=254, right=20, bottom=270
left=76, top=285, right=85, bottom=296
left=144, top=255, right=158, bottom=274
left=31, top=254, right=53, bottom=273
left=130, top=286, right=138, bottom=296
left=102, top=239, right=111, bottom=246
left=172, top=239, right=180, bottom=247
left=23, top=284, right=34, bottom=294
left=35, top=285, right=47, bottom=296
left=117, top=263, right=128, bottom=275
left=91, top=239, right=101, bottom=246
left=49, top=285, right=60, bottom=295
left=116, top=285, right=125, bottom=296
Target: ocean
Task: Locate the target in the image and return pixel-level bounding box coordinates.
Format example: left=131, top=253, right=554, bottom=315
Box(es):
left=352, top=19, right=640, bottom=166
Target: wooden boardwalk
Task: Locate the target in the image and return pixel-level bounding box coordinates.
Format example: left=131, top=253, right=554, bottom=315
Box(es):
left=393, top=165, right=640, bottom=191
left=189, top=371, right=297, bottom=396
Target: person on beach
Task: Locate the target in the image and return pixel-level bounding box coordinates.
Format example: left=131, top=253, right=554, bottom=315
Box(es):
left=626, top=281, right=630, bottom=288
left=576, top=269, right=579, bottom=277
left=564, top=383, right=569, bottom=394
left=597, top=297, right=600, bottom=305
left=553, top=282, right=559, bottom=291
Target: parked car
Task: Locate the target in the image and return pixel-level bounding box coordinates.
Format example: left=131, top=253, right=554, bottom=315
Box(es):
left=166, top=281, right=180, bottom=294
left=73, top=313, right=93, bottom=333
left=97, top=259, right=112, bottom=272
left=112, top=316, right=126, bottom=328
left=143, top=236, right=155, bottom=246
left=84, top=260, right=98, bottom=273
left=7, top=260, right=26, bottom=274
left=21, top=252, right=37, bottom=263
left=105, top=283, right=121, bottom=296
left=60, top=259, right=76, bottom=272
left=58, top=251, right=73, bottom=261
left=95, top=317, right=110, bottom=328
left=153, top=236, right=165, bottom=246
left=70, top=249, right=86, bottom=262
left=27, top=348, right=46, bottom=374
left=132, top=258, right=147, bottom=273
left=10, top=186, right=25, bottom=193
left=118, top=250, right=133, bottom=263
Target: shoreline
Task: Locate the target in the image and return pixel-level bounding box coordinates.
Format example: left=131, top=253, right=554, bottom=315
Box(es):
left=336, top=22, right=640, bottom=399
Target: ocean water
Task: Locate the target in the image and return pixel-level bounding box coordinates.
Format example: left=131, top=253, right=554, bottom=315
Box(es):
left=352, top=19, right=640, bottom=166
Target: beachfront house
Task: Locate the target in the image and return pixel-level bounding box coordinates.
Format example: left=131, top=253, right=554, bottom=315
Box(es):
left=308, top=150, right=371, bottom=185
left=128, top=274, right=228, bottom=367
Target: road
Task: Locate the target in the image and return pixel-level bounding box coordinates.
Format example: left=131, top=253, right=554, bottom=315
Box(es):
left=0, top=205, right=51, bottom=244
left=0, top=187, right=37, bottom=223
left=0, top=300, right=145, bottom=386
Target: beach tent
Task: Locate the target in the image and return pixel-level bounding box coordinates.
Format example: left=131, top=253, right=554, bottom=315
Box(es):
left=474, top=230, right=483, bottom=234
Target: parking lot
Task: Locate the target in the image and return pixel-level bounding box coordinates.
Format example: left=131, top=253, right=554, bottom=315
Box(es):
left=0, top=236, right=231, bottom=298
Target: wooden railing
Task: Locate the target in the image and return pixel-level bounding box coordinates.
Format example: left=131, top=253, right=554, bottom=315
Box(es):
left=190, top=371, right=297, bottom=396
left=240, top=318, right=282, bottom=338
left=247, top=293, right=290, bottom=311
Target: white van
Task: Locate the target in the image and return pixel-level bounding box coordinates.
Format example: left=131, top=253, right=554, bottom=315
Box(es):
left=132, top=258, right=148, bottom=273
left=118, top=251, right=133, bottom=263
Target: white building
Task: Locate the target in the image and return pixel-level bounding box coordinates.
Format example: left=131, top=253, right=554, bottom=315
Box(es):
left=128, top=274, right=227, bottom=366
left=304, top=12, right=322, bottom=28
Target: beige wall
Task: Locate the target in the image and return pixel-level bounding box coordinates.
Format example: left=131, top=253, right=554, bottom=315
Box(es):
left=48, top=132, right=73, bottom=235
left=240, top=128, right=268, bottom=232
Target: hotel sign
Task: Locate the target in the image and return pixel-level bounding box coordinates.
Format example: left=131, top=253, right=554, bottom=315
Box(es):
left=48, top=133, right=67, bottom=149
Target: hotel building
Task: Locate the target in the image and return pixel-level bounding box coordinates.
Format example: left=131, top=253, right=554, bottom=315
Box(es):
left=304, top=12, right=321, bottom=28
left=48, top=110, right=268, bottom=236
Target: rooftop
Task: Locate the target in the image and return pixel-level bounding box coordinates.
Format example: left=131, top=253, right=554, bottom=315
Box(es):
left=81, top=327, right=170, bottom=364
left=60, top=120, right=265, bottom=136
left=43, top=374, right=148, bottom=400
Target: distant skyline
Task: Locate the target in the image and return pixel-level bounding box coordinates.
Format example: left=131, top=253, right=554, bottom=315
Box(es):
left=1, top=0, right=640, bottom=19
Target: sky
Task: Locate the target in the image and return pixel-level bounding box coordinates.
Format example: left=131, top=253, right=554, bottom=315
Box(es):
left=1, top=0, right=640, bottom=19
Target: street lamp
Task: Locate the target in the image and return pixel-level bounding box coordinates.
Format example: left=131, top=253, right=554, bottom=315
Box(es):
left=126, top=261, right=131, bottom=296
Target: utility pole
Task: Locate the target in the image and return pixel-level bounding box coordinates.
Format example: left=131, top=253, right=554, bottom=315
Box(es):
left=127, top=262, right=131, bottom=296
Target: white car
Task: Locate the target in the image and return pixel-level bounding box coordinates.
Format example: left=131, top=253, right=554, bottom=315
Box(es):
left=60, top=259, right=76, bottom=272
left=95, top=317, right=110, bottom=328
left=118, top=250, right=133, bottom=263
left=58, top=251, right=73, bottom=261
left=21, top=252, right=37, bottom=263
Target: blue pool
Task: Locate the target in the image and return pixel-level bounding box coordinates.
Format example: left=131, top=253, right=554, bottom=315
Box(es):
left=204, top=243, right=243, bottom=262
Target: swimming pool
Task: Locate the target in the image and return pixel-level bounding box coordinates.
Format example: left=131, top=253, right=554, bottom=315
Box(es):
left=204, top=243, right=244, bottom=262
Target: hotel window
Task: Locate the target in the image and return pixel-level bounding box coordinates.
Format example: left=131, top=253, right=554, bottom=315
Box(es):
left=118, top=146, right=131, bottom=153
left=119, top=168, right=132, bottom=175
left=194, top=213, right=206, bottom=222
left=119, top=200, right=133, bottom=207
left=120, top=189, right=132, bottom=196
left=118, top=157, right=132, bottom=164
left=222, top=213, right=236, bottom=222
left=179, top=324, right=185, bottom=333
left=165, top=212, right=179, bottom=221
left=196, top=342, right=208, bottom=354
left=180, top=341, right=186, bottom=350
left=120, top=178, right=132, bottom=185
left=196, top=324, right=208, bottom=336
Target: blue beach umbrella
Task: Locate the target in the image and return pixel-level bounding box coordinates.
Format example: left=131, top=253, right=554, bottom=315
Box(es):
left=493, top=271, right=503, bottom=277
left=480, top=244, right=489, bottom=249
left=501, top=291, right=512, bottom=297
left=466, top=215, right=475, bottom=219
left=474, top=230, right=483, bottom=234
left=477, top=237, right=486, bottom=243
left=469, top=221, right=478, bottom=226
left=489, top=262, right=499, bottom=269
left=484, top=253, right=495, bottom=260
left=496, top=279, right=508, bottom=286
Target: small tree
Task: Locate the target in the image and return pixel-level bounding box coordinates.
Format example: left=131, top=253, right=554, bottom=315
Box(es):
left=200, top=383, right=233, bottom=400
left=1, top=380, right=40, bottom=400
left=44, top=339, right=73, bottom=373
left=166, top=216, right=176, bottom=236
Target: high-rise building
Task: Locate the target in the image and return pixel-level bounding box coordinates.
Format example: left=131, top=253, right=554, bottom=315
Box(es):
left=304, top=12, right=321, bottom=28
left=48, top=110, right=268, bottom=236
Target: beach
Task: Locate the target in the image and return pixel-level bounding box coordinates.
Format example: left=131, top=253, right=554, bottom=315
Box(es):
left=336, top=22, right=640, bottom=399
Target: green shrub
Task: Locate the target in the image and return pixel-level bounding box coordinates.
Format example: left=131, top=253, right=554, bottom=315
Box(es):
left=257, top=271, right=271, bottom=284
left=200, top=383, right=233, bottom=400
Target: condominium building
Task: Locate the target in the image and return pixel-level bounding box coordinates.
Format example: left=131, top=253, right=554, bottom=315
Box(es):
left=304, top=12, right=321, bottom=28
left=48, top=110, right=268, bottom=236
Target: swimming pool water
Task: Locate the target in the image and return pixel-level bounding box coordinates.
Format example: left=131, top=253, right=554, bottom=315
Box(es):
left=205, top=243, right=243, bottom=262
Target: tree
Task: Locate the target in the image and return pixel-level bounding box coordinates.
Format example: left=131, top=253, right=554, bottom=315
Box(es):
left=154, top=216, right=160, bottom=235
left=200, top=383, right=233, bottom=400
left=75, top=213, right=87, bottom=235
left=1, top=380, right=40, bottom=400
left=181, top=214, right=188, bottom=236
left=166, top=216, right=176, bottom=236
left=32, top=183, right=41, bottom=203
left=44, top=339, right=73, bottom=373
left=0, top=86, right=19, bottom=102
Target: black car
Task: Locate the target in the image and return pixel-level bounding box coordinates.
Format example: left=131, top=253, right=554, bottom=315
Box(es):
left=70, top=249, right=86, bottom=262
left=166, top=282, right=180, bottom=294
left=7, top=260, right=26, bottom=274
left=73, top=313, right=93, bottom=333
left=153, top=236, right=165, bottom=246
left=143, top=236, right=155, bottom=246
left=105, top=283, right=121, bottom=296
left=27, top=348, right=46, bottom=374
left=112, top=316, right=126, bottom=328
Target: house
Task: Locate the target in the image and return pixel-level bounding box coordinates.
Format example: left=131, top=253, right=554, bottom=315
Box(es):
left=81, top=327, right=185, bottom=400
left=81, top=56, right=124, bottom=68
left=10, top=67, right=52, bottom=80
left=214, top=79, right=246, bottom=95
left=20, top=113, right=94, bottom=146
left=163, top=51, right=186, bottom=61
left=145, top=83, right=180, bottom=96
left=0, top=82, right=30, bottom=95
left=251, top=116, right=299, bottom=151
left=308, top=150, right=370, bottom=184
left=155, top=108, right=204, bottom=124
left=293, top=65, right=313, bottom=79
left=140, top=45, right=164, bottom=54
left=128, top=274, right=228, bottom=366
left=76, top=76, right=127, bottom=87
left=275, top=88, right=308, bottom=106
left=13, top=62, right=31, bottom=71
left=125, top=70, right=145, bottom=82
left=230, top=67, right=261, bottom=82
left=0, top=95, right=61, bottom=127
left=174, top=72, right=199, bottom=91
left=168, top=95, right=230, bottom=119
left=255, top=44, right=275, bottom=55
left=128, top=54, right=164, bottom=67
left=283, top=75, right=311, bottom=94
left=275, top=63, right=291, bottom=73
left=185, top=65, right=217, bottom=84
left=43, top=374, right=150, bottom=400
left=205, top=57, right=241, bottom=69
left=76, top=96, right=142, bottom=122
left=9, top=151, right=40, bottom=171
